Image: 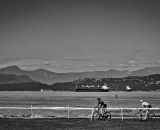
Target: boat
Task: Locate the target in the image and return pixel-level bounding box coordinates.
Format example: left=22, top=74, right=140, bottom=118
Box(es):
left=126, top=85, right=132, bottom=91
left=75, top=84, right=110, bottom=92
left=75, top=88, right=110, bottom=92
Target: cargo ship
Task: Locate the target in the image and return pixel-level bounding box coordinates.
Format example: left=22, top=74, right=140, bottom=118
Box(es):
left=75, top=84, right=110, bottom=92
left=126, top=85, right=132, bottom=91
left=75, top=88, right=110, bottom=92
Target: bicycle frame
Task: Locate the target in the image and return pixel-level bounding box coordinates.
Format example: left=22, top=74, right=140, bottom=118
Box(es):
left=91, top=107, right=111, bottom=121
left=134, top=109, right=156, bottom=121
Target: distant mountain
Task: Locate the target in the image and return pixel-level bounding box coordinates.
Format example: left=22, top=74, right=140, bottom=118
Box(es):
left=0, top=66, right=58, bottom=84
left=0, top=66, right=129, bottom=84
left=0, top=65, right=160, bottom=84
left=131, top=66, right=160, bottom=76
left=0, top=73, right=35, bottom=84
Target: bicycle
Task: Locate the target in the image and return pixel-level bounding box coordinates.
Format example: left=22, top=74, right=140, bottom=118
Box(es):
left=134, top=109, right=156, bottom=121
left=91, top=107, right=111, bottom=121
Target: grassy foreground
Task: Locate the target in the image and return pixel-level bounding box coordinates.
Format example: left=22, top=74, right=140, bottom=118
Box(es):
left=0, top=118, right=160, bottom=130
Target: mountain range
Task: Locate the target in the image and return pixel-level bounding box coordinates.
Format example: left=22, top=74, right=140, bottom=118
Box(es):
left=0, top=73, right=35, bottom=84
left=0, top=65, right=160, bottom=84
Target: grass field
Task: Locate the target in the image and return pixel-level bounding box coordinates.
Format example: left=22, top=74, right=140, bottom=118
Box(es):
left=0, top=91, right=160, bottom=107
left=0, top=91, right=160, bottom=129
left=0, top=118, right=160, bottom=130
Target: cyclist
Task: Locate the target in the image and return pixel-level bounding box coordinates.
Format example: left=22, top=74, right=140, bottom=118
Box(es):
left=95, top=98, right=107, bottom=116
left=140, top=99, right=151, bottom=108
left=140, top=99, right=152, bottom=120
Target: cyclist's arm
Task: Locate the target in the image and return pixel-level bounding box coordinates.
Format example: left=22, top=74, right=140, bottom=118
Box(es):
left=141, top=105, right=147, bottom=112
left=95, top=102, right=100, bottom=108
left=94, top=104, right=99, bottom=108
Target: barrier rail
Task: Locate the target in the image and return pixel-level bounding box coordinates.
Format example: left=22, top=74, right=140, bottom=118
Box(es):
left=1, top=106, right=159, bottom=110
left=0, top=106, right=160, bottom=121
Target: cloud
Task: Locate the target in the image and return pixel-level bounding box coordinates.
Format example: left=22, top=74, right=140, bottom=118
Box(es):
left=42, top=61, right=51, bottom=66
left=0, top=56, right=41, bottom=64
left=134, top=49, right=151, bottom=54
left=80, top=64, right=96, bottom=68
left=48, top=63, right=78, bottom=72
left=65, top=57, right=94, bottom=62
left=118, top=60, right=160, bottom=70
left=128, top=60, right=135, bottom=64
left=118, top=64, right=131, bottom=68
left=80, top=64, right=110, bottom=70
left=19, top=60, right=54, bottom=68
left=58, top=64, right=74, bottom=68
left=19, top=63, right=41, bottom=67
left=0, top=58, right=20, bottom=64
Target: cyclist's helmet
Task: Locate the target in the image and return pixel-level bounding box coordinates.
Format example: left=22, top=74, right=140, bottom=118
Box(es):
left=97, top=98, right=101, bottom=100
left=140, top=99, right=143, bottom=103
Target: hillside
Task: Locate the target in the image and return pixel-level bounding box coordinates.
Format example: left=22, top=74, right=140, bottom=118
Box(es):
left=0, top=65, right=160, bottom=84
left=0, top=74, right=159, bottom=91
left=0, top=73, right=35, bottom=84
left=0, top=66, right=129, bottom=84
left=131, top=66, right=160, bottom=76
left=52, top=74, right=160, bottom=91
left=0, top=82, right=51, bottom=91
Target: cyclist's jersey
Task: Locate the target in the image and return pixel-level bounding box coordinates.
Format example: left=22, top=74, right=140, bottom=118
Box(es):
left=98, top=100, right=107, bottom=108
left=142, top=102, right=151, bottom=108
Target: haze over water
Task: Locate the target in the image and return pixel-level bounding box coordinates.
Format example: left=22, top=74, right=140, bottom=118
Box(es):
left=1, top=0, right=160, bottom=73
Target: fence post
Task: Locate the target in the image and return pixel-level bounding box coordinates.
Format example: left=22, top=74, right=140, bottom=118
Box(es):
left=101, top=108, right=103, bottom=115
left=68, top=105, right=70, bottom=119
left=121, top=108, right=123, bottom=121
left=90, top=108, right=94, bottom=121
left=31, top=105, right=34, bottom=118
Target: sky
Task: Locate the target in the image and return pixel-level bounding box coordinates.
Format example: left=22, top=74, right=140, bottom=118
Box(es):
left=0, top=0, right=160, bottom=72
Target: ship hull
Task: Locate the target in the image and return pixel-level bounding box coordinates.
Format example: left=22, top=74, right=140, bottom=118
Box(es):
left=75, top=88, right=110, bottom=92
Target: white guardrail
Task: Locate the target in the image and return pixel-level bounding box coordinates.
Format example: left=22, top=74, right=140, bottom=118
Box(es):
left=0, top=106, right=160, bottom=121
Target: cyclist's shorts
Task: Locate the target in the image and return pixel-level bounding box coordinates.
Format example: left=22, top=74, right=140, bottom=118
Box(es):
left=148, top=105, right=152, bottom=108
left=103, top=104, right=107, bottom=108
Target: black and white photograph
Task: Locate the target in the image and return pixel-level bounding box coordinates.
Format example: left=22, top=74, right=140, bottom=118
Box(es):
left=0, top=0, right=160, bottom=129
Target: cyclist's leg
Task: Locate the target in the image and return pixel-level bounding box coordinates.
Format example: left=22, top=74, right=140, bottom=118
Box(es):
left=98, top=107, right=103, bottom=117
left=149, top=111, right=156, bottom=120
left=144, top=108, right=149, bottom=120
left=104, top=107, right=107, bottom=113
left=104, top=111, right=111, bottom=120
left=102, top=107, right=105, bottom=116
left=99, top=107, right=103, bottom=116
left=134, top=111, right=141, bottom=121
left=96, top=107, right=101, bottom=116
left=102, top=106, right=107, bottom=117
left=102, top=107, right=107, bottom=119
left=139, top=109, right=146, bottom=120
left=147, top=106, right=155, bottom=120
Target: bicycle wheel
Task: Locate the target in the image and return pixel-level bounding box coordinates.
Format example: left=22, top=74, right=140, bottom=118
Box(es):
left=92, top=111, right=100, bottom=121
left=134, top=112, right=144, bottom=121
left=104, top=112, right=111, bottom=121
left=134, top=113, right=140, bottom=121
left=147, top=111, right=156, bottom=121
